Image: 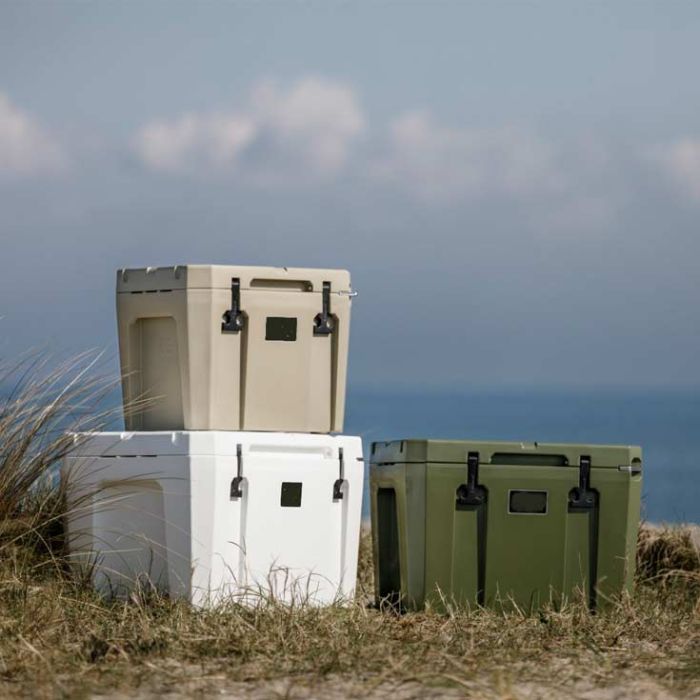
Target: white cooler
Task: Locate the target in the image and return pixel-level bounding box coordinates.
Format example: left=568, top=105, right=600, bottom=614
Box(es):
left=63, top=431, right=364, bottom=607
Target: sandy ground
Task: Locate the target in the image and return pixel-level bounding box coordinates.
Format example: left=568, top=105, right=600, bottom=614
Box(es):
left=90, top=672, right=700, bottom=700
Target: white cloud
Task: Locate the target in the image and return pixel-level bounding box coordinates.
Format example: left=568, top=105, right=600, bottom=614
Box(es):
left=0, top=93, right=66, bottom=177
left=652, top=138, right=700, bottom=201
left=134, top=77, right=365, bottom=183
left=370, top=111, right=565, bottom=202
left=136, top=113, right=257, bottom=173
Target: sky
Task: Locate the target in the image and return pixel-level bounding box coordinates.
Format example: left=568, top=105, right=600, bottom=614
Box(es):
left=1, top=1, right=699, bottom=389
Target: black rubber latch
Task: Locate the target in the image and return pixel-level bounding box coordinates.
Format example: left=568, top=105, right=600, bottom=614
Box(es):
left=456, top=451, right=488, bottom=507
left=568, top=455, right=598, bottom=510
left=222, top=277, right=245, bottom=333
left=567, top=455, right=600, bottom=611
left=333, top=447, right=345, bottom=500
left=314, top=281, right=335, bottom=335
left=230, top=444, right=244, bottom=499
left=455, top=450, right=489, bottom=606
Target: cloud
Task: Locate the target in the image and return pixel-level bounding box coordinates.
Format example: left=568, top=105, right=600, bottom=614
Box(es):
left=369, top=111, right=565, bottom=202
left=651, top=138, right=700, bottom=202
left=0, top=93, right=66, bottom=177
left=134, top=77, right=365, bottom=183
left=136, top=113, right=257, bottom=173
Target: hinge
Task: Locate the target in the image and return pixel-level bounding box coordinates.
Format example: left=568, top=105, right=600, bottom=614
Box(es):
left=230, top=443, right=244, bottom=499
left=314, top=281, right=335, bottom=335
left=333, top=447, right=345, bottom=500
left=222, top=277, right=245, bottom=333
left=456, top=451, right=488, bottom=508
left=618, top=464, right=642, bottom=475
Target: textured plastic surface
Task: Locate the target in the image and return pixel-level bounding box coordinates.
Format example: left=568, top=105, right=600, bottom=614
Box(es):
left=63, top=431, right=364, bottom=606
left=116, top=265, right=353, bottom=433
left=370, top=439, right=642, bottom=611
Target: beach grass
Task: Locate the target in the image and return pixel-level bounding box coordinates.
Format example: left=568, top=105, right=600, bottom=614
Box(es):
left=0, top=525, right=698, bottom=699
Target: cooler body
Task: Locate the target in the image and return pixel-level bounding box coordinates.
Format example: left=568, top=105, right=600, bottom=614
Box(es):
left=370, top=439, right=642, bottom=611
left=64, top=431, right=364, bottom=606
left=116, top=265, right=353, bottom=433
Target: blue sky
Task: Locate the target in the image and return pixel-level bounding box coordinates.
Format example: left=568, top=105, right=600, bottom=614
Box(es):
left=1, top=1, right=699, bottom=388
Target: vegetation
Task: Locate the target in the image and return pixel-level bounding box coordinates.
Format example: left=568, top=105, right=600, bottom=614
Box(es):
left=0, top=357, right=698, bottom=698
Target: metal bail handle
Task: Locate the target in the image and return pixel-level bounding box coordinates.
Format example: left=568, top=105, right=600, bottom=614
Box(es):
left=314, top=281, right=335, bottom=335
left=222, top=277, right=245, bottom=333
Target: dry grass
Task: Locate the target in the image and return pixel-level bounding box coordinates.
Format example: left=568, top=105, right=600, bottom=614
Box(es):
left=0, top=355, right=698, bottom=698
left=0, top=352, right=121, bottom=561
left=637, top=522, right=700, bottom=586
left=0, top=528, right=698, bottom=699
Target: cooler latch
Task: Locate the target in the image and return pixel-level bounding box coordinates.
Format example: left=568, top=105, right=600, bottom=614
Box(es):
left=222, top=277, right=246, bottom=333
left=568, top=454, right=600, bottom=611
left=314, top=281, right=335, bottom=335
left=455, top=451, right=489, bottom=606
left=568, top=455, right=598, bottom=510
left=333, top=447, right=345, bottom=500
left=456, top=451, right=488, bottom=507
left=230, top=444, right=244, bottom=499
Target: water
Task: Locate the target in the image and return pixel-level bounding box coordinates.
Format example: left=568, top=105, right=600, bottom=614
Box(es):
left=344, top=387, right=700, bottom=524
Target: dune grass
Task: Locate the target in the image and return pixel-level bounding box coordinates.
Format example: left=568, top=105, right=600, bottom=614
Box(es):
left=0, top=356, right=698, bottom=698
left=0, top=526, right=698, bottom=699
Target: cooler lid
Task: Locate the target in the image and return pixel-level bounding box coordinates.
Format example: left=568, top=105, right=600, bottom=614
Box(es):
left=69, top=431, right=361, bottom=459
left=117, top=265, right=352, bottom=294
left=370, top=439, right=642, bottom=469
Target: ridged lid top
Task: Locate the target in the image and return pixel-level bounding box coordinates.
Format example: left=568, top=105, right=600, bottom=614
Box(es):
left=370, top=439, right=642, bottom=469
left=116, top=265, right=351, bottom=293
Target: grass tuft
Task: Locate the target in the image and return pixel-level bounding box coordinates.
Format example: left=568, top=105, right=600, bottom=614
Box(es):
left=637, top=522, right=700, bottom=584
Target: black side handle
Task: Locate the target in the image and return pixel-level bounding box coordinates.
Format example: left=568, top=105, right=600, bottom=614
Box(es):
left=222, top=277, right=245, bottom=333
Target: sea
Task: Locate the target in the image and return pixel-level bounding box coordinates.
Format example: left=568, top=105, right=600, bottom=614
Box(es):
left=344, top=387, right=699, bottom=524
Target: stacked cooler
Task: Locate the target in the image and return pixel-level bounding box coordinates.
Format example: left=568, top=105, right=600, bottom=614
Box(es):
left=63, top=265, right=363, bottom=606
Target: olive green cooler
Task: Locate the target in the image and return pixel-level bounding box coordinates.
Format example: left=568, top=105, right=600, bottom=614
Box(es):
left=370, top=440, right=642, bottom=611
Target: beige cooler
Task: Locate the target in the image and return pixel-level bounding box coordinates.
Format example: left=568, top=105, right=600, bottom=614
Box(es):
left=117, top=265, right=353, bottom=432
